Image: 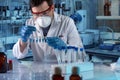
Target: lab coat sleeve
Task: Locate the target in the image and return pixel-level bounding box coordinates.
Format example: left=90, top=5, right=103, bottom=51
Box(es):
left=67, top=18, right=82, bottom=47
left=67, top=18, right=89, bottom=61
left=12, top=39, right=29, bottom=59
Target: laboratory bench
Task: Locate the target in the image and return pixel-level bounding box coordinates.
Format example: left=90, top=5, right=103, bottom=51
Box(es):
left=85, top=47, right=120, bottom=61
left=0, top=58, right=120, bottom=80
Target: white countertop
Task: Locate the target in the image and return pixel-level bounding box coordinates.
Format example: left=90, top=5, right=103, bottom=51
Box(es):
left=0, top=59, right=119, bottom=80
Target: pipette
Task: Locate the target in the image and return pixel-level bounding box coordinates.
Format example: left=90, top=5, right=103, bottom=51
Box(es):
left=29, top=37, right=46, bottom=43
left=29, top=27, right=47, bottom=43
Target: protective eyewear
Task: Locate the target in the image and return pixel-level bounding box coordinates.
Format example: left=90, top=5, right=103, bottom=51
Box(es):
left=31, top=6, right=52, bottom=16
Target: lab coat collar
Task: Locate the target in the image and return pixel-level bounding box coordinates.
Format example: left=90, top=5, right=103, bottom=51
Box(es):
left=46, top=12, right=61, bottom=37
left=53, top=12, right=61, bottom=23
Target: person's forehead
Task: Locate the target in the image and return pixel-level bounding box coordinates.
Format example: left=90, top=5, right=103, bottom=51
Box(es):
left=32, top=1, right=49, bottom=12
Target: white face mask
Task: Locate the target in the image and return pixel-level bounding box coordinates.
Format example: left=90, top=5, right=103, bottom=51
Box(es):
left=35, top=16, right=52, bottom=28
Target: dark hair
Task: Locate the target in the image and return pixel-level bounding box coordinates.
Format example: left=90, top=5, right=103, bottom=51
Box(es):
left=29, top=0, right=53, bottom=9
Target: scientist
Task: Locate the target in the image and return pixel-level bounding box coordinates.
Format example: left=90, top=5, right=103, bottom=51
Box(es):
left=13, top=0, right=88, bottom=61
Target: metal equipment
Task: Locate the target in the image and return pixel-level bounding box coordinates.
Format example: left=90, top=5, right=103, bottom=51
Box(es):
left=76, top=10, right=87, bottom=32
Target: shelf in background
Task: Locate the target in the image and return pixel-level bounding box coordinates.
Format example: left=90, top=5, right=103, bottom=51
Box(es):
left=96, top=16, right=120, bottom=20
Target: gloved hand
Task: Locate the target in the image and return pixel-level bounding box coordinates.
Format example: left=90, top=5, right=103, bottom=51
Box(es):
left=70, top=12, right=82, bottom=23
left=46, top=37, right=67, bottom=50
left=20, top=26, right=36, bottom=42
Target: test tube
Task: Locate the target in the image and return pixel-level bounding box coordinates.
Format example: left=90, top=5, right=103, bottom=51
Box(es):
left=29, top=27, right=46, bottom=43
left=61, top=47, right=67, bottom=63
left=54, top=49, right=62, bottom=64
left=66, top=46, right=74, bottom=63
left=29, top=36, right=46, bottom=43
left=73, top=47, right=78, bottom=62
left=80, top=48, right=84, bottom=62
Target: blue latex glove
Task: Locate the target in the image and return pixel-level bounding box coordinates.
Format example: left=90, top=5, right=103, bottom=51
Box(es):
left=70, top=12, right=82, bottom=23
left=20, top=26, right=36, bottom=42
left=46, top=37, right=67, bottom=50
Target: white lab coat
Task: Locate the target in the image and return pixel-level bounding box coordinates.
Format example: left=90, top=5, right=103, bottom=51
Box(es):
left=13, top=12, right=88, bottom=61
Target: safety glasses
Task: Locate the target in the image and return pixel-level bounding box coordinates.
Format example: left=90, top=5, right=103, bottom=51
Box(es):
left=31, top=6, right=52, bottom=16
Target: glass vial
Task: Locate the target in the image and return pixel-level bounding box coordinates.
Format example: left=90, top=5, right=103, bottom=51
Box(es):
left=52, top=67, right=64, bottom=80
left=70, top=66, right=82, bottom=80
left=0, top=52, right=7, bottom=73
left=80, top=48, right=84, bottom=62
left=104, top=0, right=111, bottom=16
left=8, top=60, right=13, bottom=70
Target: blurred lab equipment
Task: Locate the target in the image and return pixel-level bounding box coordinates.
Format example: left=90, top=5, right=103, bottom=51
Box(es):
left=0, top=52, right=7, bottom=73
left=80, top=32, right=94, bottom=48
left=114, top=45, right=120, bottom=52
left=85, top=29, right=100, bottom=45
left=104, top=0, right=111, bottom=16
left=99, top=26, right=114, bottom=41
left=76, top=10, right=87, bottom=32
left=99, top=43, right=114, bottom=50
left=98, top=26, right=115, bottom=50
left=111, top=0, right=119, bottom=16
left=70, top=10, right=87, bottom=32
left=99, top=41, right=120, bottom=51
left=117, top=58, right=120, bottom=64
left=111, top=57, right=120, bottom=71
left=70, top=12, right=82, bottom=23
left=54, top=0, right=83, bottom=16
left=54, top=0, right=73, bottom=16
left=20, top=26, right=36, bottom=42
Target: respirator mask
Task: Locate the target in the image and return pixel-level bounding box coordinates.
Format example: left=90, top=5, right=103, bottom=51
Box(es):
left=35, top=16, right=52, bottom=28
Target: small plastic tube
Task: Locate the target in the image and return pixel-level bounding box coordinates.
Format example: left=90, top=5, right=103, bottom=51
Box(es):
left=54, top=49, right=62, bottom=64
left=54, top=46, right=66, bottom=64
left=66, top=46, right=78, bottom=63
left=8, top=60, right=13, bottom=70
left=67, top=46, right=74, bottom=63
left=60, top=47, right=66, bottom=63
left=77, top=47, right=84, bottom=62
left=80, top=48, right=84, bottom=62
left=73, top=47, right=78, bottom=62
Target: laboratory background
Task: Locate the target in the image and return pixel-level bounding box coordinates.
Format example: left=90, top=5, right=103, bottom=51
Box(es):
left=0, top=0, right=120, bottom=80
